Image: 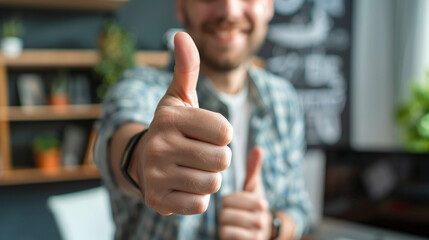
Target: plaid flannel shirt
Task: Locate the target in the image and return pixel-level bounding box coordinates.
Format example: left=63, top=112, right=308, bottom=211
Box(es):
left=94, top=65, right=311, bottom=240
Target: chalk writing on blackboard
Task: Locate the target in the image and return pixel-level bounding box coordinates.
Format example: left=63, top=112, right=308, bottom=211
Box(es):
left=262, top=0, right=351, bottom=146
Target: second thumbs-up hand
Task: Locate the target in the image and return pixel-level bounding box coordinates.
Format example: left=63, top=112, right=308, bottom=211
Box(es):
left=130, top=32, right=233, bottom=216
left=219, top=147, right=272, bottom=240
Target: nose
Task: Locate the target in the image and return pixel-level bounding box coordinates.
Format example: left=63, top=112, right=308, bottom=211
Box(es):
left=215, top=0, right=244, bottom=20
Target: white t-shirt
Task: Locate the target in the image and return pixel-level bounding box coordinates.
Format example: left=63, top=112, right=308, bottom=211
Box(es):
left=219, top=82, right=252, bottom=191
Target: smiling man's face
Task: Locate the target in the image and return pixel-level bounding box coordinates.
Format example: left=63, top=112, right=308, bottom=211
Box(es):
left=176, top=0, right=273, bottom=72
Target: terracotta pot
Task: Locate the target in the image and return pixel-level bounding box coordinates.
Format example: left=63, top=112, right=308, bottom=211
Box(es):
left=50, top=94, right=69, bottom=106
left=35, top=149, right=61, bottom=171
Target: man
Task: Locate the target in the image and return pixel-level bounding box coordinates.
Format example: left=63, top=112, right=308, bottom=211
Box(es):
left=95, top=0, right=311, bottom=239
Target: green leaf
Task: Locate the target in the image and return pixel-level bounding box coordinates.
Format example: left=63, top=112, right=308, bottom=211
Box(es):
left=32, top=135, right=60, bottom=152
left=417, top=113, right=429, bottom=138
left=396, top=70, right=429, bottom=152
left=2, top=16, right=23, bottom=38
left=95, top=19, right=136, bottom=100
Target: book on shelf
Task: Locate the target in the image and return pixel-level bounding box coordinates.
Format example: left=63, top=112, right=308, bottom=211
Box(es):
left=62, top=125, right=87, bottom=167
left=69, top=74, right=91, bottom=105
left=17, top=74, right=47, bottom=106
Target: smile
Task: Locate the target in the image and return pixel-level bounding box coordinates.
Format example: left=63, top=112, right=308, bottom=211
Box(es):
left=211, top=27, right=250, bottom=44
left=214, top=29, right=240, bottom=39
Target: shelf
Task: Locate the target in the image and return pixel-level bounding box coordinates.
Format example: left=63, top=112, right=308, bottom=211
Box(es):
left=0, top=50, right=99, bottom=68
left=1, top=104, right=102, bottom=121
left=0, top=165, right=100, bottom=186
left=135, top=51, right=171, bottom=69
left=0, top=0, right=128, bottom=11
left=0, top=50, right=169, bottom=69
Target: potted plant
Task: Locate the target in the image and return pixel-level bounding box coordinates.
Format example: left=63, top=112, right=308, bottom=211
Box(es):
left=32, top=134, right=61, bottom=172
left=1, top=16, right=24, bottom=57
left=95, top=20, right=135, bottom=99
left=50, top=71, right=69, bottom=106
left=396, top=71, right=429, bottom=152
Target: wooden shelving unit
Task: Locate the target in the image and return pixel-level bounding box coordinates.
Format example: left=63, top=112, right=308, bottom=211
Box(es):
left=3, top=104, right=101, bottom=121
left=0, top=0, right=128, bottom=11
left=0, top=50, right=169, bottom=69
left=0, top=49, right=169, bottom=185
left=0, top=165, right=100, bottom=186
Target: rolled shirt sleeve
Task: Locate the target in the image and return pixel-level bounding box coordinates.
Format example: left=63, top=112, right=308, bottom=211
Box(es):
left=94, top=67, right=171, bottom=191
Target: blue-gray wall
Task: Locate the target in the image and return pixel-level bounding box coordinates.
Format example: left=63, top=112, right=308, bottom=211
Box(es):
left=0, top=0, right=180, bottom=50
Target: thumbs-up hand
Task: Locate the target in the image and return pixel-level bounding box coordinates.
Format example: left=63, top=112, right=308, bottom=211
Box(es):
left=219, top=147, right=272, bottom=240
left=132, top=32, right=233, bottom=215
left=160, top=32, right=200, bottom=108
left=243, top=146, right=264, bottom=194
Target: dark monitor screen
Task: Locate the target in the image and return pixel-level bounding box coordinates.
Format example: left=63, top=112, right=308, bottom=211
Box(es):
left=323, top=148, right=429, bottom=238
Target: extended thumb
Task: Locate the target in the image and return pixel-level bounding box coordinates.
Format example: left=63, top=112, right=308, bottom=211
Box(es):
left=243, top=146, right=263, bottom=192
left=166, top=32, right=200, bottom=107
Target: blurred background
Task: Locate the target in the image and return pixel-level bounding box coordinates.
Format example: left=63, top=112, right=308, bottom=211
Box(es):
left=0, top=0, right=428, bottom=239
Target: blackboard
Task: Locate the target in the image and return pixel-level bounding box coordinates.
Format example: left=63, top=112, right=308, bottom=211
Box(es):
left=260, top=0, right=353, bottom=148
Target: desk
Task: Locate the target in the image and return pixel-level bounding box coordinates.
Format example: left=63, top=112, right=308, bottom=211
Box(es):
left=303, top=217, right=429, bottom=240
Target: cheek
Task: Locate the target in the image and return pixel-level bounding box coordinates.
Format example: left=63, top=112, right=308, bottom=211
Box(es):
left=183, top=4, right=214, bottom=28
left=249, top=2, right=272, bottom=24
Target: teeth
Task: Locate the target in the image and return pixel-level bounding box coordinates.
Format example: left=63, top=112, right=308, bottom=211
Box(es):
left=215, top=29, right=238, bottom=38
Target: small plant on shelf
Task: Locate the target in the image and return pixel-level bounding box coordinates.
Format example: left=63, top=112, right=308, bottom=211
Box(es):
left=396, top=71, right=429, bottom=152
left=1, top=16, right=24, bottom=57
left=32, top=134, right=61, bottom=172
left=95, top=20, right=135, bottom=99
left=50, top=71, right=69, bottom=106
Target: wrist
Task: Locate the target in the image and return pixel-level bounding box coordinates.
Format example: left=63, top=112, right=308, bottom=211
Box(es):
left=128, top=130, right=147, bottom=192
left=120, top=128, right=148, bottom=193
left=127, top=146, right=141, bottom=190
left=270, top=211, right=282, bottom=240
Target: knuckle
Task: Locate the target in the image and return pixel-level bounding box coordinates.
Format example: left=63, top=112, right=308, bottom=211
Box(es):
left=258, top=199, right=269, bottom=211
left=154, top=106, right=178, bottom=129
left=144, top=136, right=167, bottom=161
left=219, top=226, right=231, bottom=239
left=217, top=146, right=231, bottom=171
left=218, top=117, right=233, bottom=145
left=261, top=199, right=269, bottom=210
left=219, top=209, right=227, bottom=224
left=144, top=167, right=164, bottom=185
left=145, top=192, right=162, bottom=210
left=254, top=216, right=265, bottom=229
left=255, top=198, right=266, bottom=211
left=255, top=233, right=264, bottom=240
left=207, top=173, right=222, bottom=194
left=219, top=226, right=229, bottom=239
left=193, top=195, right=209, bottom=214
left=222, top=195, right=230, bottom=207
left=263, top=212, right=271, bottom=225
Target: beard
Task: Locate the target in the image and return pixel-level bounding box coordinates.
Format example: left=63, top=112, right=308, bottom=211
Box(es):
left=198, top=43, right=249, bottom=72
left=183, top=12, right=266, bottom=72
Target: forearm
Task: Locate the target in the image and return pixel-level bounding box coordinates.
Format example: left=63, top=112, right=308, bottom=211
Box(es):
left=109, top=122, right=147, bottom=198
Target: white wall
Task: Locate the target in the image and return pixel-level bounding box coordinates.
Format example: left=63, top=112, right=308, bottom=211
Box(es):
left=351, top=0, right=397, bottom=150
left=351, top=0, right=429, bottom=150
left=303, top=150, right=325, bottom=227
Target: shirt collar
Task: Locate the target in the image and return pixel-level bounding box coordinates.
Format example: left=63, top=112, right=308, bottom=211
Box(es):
left=195, top=66, right=271, bottom=119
